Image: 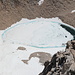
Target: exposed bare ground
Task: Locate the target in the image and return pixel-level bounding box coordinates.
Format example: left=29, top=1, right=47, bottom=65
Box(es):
left=22, top=52, right=51, bottom=64
left=0, top=0, right=75, bottom=30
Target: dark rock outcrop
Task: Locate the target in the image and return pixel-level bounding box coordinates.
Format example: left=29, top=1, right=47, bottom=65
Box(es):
left=39, top=40, right=75, bottom=75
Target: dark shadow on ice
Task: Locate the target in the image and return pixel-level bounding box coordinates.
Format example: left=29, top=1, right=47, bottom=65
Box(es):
left=61, top=24, right=75, bottom=40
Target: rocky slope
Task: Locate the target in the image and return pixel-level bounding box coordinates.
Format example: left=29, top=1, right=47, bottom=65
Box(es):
left=39, top=40, right=75, bottom=75
left=0, top=0, right=75, bottom=29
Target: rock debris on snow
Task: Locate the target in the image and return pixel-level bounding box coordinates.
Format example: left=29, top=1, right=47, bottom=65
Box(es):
left=22, top=52, right=51, bottom=64
left=17, top=47, right=26, bottom=51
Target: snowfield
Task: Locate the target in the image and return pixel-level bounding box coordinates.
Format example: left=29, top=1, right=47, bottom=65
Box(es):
left=0, top=17, right=75, bottom=75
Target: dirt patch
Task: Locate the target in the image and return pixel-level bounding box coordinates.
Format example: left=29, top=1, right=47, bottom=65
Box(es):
left=22, top=52, right=51, bottom=64
left=17, top=46, right=26, bottom=51
left=0, top=0, right=75, bottom=30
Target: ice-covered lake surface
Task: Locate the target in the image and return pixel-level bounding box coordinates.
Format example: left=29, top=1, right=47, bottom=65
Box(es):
left=2, top=17, right=74, bottom=48
left=0, top=17, right=75, bottom=75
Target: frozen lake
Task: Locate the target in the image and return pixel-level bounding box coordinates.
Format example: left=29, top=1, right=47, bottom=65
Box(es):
left=2, top=18, right=75, bottom=48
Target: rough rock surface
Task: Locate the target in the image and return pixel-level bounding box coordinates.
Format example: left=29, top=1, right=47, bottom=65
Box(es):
left=39, top=40, right=75, bottom=75
left=0, top=0, right=75, bottom=29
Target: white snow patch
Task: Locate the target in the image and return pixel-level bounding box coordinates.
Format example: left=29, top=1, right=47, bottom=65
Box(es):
left=38, top=0, right=44, bottom=5
left=71, top=10, right=75, bottom=13
left=0, top=43, right=44, bottom=75
left=0, top=42, right=65, bottom=75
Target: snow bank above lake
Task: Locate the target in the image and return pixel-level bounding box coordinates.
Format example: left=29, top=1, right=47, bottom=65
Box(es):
left=71, top=10, right=75, bottom=13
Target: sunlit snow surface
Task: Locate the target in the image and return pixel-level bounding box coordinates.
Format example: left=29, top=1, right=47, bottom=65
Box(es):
left=2, top=18, right=73, bottom=48
left=38, top=0, right=44, bottom=5
left=0, top=17, right=75, bottom=75
left=71, top=10, right=75, bottom=13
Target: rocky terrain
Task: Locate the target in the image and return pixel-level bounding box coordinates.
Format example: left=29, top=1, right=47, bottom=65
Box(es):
left=39, top=40, right=75, bottom=75
left=0, top=0, right=75, bottom=29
